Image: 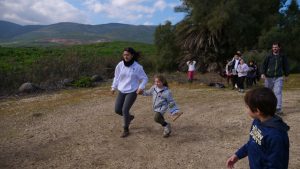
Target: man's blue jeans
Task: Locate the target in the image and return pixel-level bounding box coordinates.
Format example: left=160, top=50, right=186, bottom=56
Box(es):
left=264, top=77, right=284, bottom=110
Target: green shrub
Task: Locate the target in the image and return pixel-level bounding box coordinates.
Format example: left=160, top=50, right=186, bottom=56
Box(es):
left=72, top=76, right=93, bottom=88
left=0, top=41, right=157, bottom=94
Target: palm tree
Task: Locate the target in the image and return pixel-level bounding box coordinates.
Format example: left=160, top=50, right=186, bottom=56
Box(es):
left=174, top=0, right=285, bottom=72
left=175, top=17, right=224, bottom=72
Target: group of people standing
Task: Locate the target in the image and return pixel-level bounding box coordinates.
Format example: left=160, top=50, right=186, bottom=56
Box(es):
left=227, top=42, right=290, bottom=169
left=225, top=51, right=258, bottom=93
left=110, top=42, right=290, bottom=169
left=226, top=42, right=289, bottom=115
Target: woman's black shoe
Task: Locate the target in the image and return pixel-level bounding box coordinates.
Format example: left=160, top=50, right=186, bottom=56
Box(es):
left=120, top=130, right=130, bottom=138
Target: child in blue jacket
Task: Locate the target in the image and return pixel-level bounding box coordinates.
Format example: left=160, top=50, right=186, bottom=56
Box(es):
left=226, top=87, right=289, bottom=169
left=141, top=75, right=183, bottom=137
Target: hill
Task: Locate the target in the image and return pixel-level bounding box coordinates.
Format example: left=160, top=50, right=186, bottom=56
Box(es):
left=0, top=21, right=43, bottom=40
left=0, top=21, right=156, bottom=46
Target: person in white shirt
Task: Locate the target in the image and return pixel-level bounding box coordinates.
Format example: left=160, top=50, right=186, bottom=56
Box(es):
left=230, top=54, right=240, bottom=90
left=186, top=60, right=196, bottom=82
left=237, top=58, right=249, bottom=93
left=111, top=47, right=148, bottom=138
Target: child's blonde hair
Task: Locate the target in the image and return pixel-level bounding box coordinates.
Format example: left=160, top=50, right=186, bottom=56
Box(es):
left=154, top=74, right=168, bottom=87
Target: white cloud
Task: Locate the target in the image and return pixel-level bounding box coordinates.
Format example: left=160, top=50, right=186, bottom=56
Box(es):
left=0, top=0, right=87, bottom=25
left=82, top=0, right=174, bottom=24
left=143, top=21, right=153, bottom=25
left=83, top=0, right=105, bottom=13
left=111, top=0, right=144, bottom=7
left=0, top=0, right=181, bottom=25
left=154, top=0, right=167, bottom=11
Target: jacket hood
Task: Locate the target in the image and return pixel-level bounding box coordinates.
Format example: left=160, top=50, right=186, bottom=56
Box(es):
left=262, top=115, right=290, bottom=132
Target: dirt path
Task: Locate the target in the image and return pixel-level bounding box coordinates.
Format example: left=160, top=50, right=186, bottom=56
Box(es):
left=0, top=82, right=300, bottom=169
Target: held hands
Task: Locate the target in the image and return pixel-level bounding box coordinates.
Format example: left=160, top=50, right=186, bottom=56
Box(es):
left=136, top=88, right=144, bottom=95
left=111, top=88, right=115, bottom=95
left=226, top=154, right=239, bottom=169
left=261, top=74, right=266, bottom=79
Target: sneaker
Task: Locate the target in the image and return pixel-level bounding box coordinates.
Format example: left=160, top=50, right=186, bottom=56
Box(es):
left=163, top=123, right=171, bottom=138
left=120, top=130, right=129, bottom=138
left=171, top=112, right=183, bottom=122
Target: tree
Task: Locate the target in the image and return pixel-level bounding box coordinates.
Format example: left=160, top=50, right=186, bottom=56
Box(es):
left=281, top=0, right=300, bottom=71
left=175, top=0, right=288, bottom=70
left=154, top=21, right=180, bottom=72
left=258, top=0, right=300, bottom=72
left=175, top=0, right=230, bottom=71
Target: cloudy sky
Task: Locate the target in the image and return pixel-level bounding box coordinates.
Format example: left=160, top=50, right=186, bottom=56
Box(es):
left=0, top=0, right=186, bottom=26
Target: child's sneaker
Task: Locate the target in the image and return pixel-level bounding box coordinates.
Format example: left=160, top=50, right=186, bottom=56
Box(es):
left=171, top=112, right=183, bottom=122
left=163, top=123, right=171, bottom=138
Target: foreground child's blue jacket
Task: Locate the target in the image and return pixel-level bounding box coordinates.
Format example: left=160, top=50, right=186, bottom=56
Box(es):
left=236, top=115, right=290, bottom=169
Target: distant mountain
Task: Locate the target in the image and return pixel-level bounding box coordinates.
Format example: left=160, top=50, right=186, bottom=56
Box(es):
left=0, top=21, right=156, bottom=46
left=0, top=21, right=44, bottom=39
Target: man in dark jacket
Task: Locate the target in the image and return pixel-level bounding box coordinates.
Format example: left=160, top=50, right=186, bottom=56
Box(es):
left=261, top=42, right=289, bottom=115
left=226, top=87, right=289, bottom=169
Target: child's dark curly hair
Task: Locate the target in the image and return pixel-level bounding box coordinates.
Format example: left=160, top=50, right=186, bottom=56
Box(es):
left=244, top=87, right=277, bottom=116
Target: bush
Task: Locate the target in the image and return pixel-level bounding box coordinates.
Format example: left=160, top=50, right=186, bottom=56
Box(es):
left=242, top=50, right=268, bottom=65
left=72, top=76, right=93, bottom=88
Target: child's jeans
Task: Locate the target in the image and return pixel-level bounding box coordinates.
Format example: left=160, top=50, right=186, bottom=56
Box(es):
left=154, top=112, right=167, bottom=126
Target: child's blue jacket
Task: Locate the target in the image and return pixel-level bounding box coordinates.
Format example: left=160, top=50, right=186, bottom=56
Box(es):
left=235, top=115, right=289, bottom=169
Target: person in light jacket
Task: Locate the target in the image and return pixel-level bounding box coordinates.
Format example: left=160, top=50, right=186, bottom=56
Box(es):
left=237, top=58, right=249, bottom=93
left=141, top=75, right=183, bottom=137
left=230, top=55, right=240, bottom=90
left=111, top=47, right=148, bottom=138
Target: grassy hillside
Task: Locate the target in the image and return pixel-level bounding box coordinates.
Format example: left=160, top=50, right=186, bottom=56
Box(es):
left=0, top=41, right=156, bottom=94
left=0, top=21, right=44, bottom=40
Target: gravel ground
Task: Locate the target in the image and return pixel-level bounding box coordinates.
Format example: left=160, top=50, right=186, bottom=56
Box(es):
left=1, top=74, right=299, bottom=169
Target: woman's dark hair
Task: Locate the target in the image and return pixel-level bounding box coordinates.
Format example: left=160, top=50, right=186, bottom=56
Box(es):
left=272, top=42, right=281, bottom=47
left=244, top=87, right=277, bottom=116
left=123, top=47, right=141, bottom=61
left=154, top=74, right=168, bottom=88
